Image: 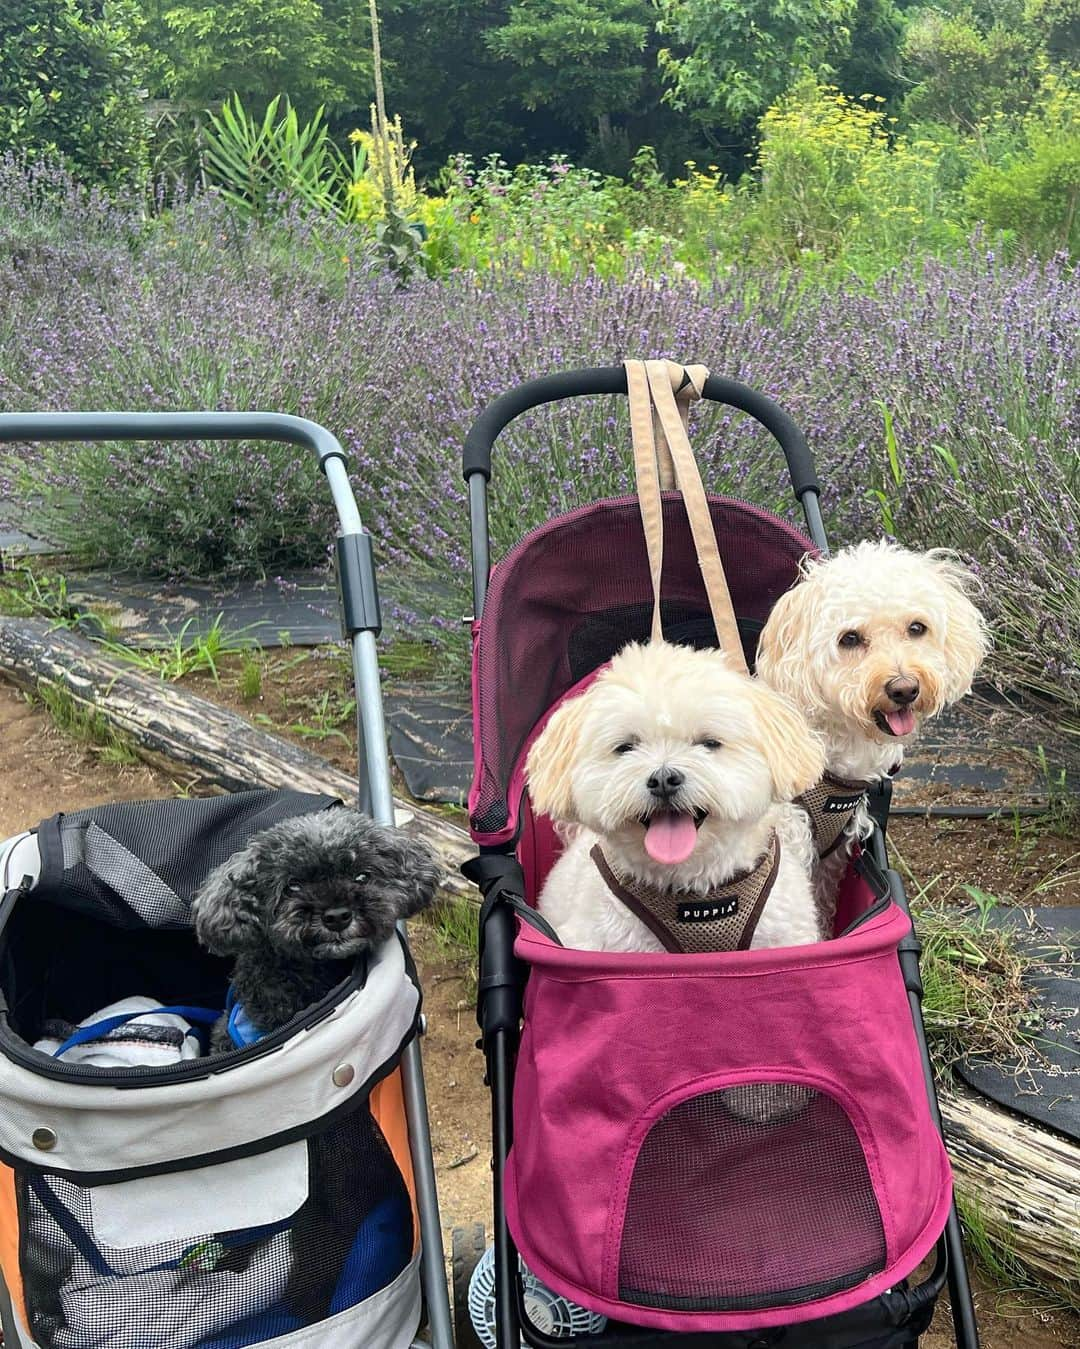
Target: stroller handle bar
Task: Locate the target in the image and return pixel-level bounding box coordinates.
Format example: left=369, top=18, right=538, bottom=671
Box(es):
left=0, top=410, right=381, bottom=798
left=0, top=410, right=356, bottom=510
left=462, top=367, right=828, bottom=617
left=0, top=409, right=456, bottom=1349
left=462, top=366, right=822, bottom=501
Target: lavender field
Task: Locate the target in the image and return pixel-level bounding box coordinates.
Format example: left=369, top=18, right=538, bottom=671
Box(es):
left=1, top=162, right=1077, bottom=747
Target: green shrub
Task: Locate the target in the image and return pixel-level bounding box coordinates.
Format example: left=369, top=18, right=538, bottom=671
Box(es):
left=0, top=0, right=149, bottom=190
left=745, top=79, right=964, bottom=269
left=144, top=0, right=371, bottom=126
left=964, top=76, right=1080, bottom=257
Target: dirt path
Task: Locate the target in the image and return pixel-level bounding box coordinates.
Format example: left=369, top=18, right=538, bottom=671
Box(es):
left=1, top=679, right=1077, bottom=1347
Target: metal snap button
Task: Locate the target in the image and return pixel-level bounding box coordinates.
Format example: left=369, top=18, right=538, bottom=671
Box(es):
left=332, top=1063, right=355, bottom=1087
left=32, top=1128, right=57, bottom=1151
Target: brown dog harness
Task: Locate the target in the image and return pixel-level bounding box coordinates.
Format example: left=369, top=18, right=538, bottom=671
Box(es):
left=796, top=764, right=901, bottom=858
left=590, top=834, right=779, bottom=953
left=795, top=772, right=872, bottom=859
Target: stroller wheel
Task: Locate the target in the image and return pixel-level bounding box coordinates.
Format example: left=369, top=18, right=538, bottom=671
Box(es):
left=452, top=1223, right=488, bottom=1349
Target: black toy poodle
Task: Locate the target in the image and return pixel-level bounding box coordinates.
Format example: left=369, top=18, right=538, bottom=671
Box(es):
left=192, top=807, right=440, bottom=1053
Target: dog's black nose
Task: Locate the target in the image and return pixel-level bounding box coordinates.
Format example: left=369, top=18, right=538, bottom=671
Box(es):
left=646, top=766, right=685, bottom=800
left=323, top=907, right=353, bottom=932
left=885, top=676, right=919, bottom=706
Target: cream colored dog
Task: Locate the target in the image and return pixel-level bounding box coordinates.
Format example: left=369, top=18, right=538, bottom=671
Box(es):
left=525, top=641, right=826, bottom=954
left=756, top=540, right=989, bottom=924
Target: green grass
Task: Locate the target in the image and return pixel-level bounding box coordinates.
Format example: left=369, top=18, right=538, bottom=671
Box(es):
left=1032, top=744, right=1078, bottom=837
left=916, top=900, right=1042, bottom=1068
left=0, top=562, right=77, bottom=624
left=254, top=679, right=357, bottom=745
left=32, top=684, right=139, bottom=765
left=96, top=614, right=260, bottom=683
left=237, top=651, right=264, bottom=702
left=421, top=895, right=480, bottom=1000
left=890, top=839, right=1048, bottom=1070
left=378, top=638, right=443, bottom=680
left=956, top=1192, right=1079, bottom=1315
left=956, top=1193, right=1031, bottom=1290
left=427, top=894, right=480, bottom=954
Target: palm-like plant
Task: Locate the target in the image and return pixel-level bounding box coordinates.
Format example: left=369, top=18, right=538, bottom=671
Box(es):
left=203, top=93, right=343, bottom=218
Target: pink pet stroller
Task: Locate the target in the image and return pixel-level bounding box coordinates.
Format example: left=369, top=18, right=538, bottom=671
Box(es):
left=459, top=365, right=980, bottom=1348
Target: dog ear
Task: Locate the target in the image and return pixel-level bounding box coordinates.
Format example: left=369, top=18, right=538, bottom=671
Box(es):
left=748, top=679, right=826, bottom=801
left=755, top=564, right=827, bottom=716
left=191, top=853, right=265, bottom=955
left=525, top=691, right=591, bottom=822
left=386, top=834, right=442, bottom=920
left=927, top=553, right=990, bottom=703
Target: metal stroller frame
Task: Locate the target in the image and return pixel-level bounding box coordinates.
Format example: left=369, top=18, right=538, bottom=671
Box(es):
left=0, top=411, right=455, bottom=1349
left=461, top=368, right=981, bottom=1349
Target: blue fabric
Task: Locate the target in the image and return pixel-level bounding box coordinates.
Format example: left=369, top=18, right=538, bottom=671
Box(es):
left=52, top=1005, right=220, bottom=1059
left=193, top=1307, right=301, bottom=1348
left=192, top=1197, right=412, bottom=1348
left=329, top=1192, right=412, bottom=1315
left=225, top=988, right=265, bottom=1049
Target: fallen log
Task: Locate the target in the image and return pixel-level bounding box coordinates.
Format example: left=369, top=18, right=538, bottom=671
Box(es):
left=0, top=617, right=474, bottom=896
left=940, top=1082, right=1080, bottom=1301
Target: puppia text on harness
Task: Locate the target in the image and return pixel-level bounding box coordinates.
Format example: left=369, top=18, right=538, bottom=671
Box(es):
left=590, top=834, right=779, bottom=953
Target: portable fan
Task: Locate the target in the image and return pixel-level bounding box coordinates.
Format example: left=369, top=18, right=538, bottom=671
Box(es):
left=468, top=1243, right=607, bottom=1346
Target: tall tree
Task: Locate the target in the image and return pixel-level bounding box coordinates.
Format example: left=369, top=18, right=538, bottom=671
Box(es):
left=379, top=1, right=531, bottom=168
left=833, top=0, right=907, bottom=104
left=655, top=0, right=858, bottom=130
left=0, top=0, right=149, bottom=188
left=485, top=0, right=652, bottom=147
left=900, top=3, right=1040, bottom=131
left=144, top=0, right=372, bottom=121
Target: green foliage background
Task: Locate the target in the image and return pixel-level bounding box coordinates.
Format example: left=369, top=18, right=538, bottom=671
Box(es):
left=0, top=0, right=1075, bottom=264
left=0, top=0, right=150, bottom=189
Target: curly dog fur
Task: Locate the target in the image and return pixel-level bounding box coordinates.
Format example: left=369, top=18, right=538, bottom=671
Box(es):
left=756, top=541, right=988, bottom=927
left=192, top=808, right=440, bottom=1052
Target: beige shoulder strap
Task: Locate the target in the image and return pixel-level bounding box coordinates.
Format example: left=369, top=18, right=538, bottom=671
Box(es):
left=624, top=359, right=748, bottom=675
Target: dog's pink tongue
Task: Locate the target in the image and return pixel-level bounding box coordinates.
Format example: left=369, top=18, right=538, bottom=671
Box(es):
left=885, top=707, right=916, bottom=736
left=644, top=813, right=698, bottom=865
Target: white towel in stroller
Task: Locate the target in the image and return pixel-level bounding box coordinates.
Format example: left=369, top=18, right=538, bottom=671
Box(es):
left=33, top=996, right=208, bottom=1067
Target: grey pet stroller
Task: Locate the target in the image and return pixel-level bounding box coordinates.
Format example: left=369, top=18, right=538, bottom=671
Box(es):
left=0, top=413, right=455, bottom=1349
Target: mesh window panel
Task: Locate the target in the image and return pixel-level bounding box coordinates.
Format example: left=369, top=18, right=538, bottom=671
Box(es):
left=19, top=1105, right=413, bottom=1349
left=471, top=496, right=814, bottom=837
left=617, top=1085, right=886, bottom=1313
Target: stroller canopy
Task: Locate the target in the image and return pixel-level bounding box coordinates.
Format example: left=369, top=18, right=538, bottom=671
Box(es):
left=469, top=494, right=816, bottom=844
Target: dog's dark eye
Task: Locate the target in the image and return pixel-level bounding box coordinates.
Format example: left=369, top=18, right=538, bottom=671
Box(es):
left=613, top=741, right=637, bottom=755
left=354, top=872, right=369, bottom=884
left=697, top=737, right=722, bottom=750
left=907, top=621, right=927, bottom=638
left=838, top=630, right=864, bottom=649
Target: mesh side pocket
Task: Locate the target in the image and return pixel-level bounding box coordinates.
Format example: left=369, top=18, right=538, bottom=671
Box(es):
left=19, top=1106, right=413, bottom=1349
left=617, top=1084, right=886, bottom=1313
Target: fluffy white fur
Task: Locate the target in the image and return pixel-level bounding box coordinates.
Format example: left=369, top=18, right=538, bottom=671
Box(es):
left=756, top=540, right=990, bottom=922
left=525, top=641, right=826, bottom=953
